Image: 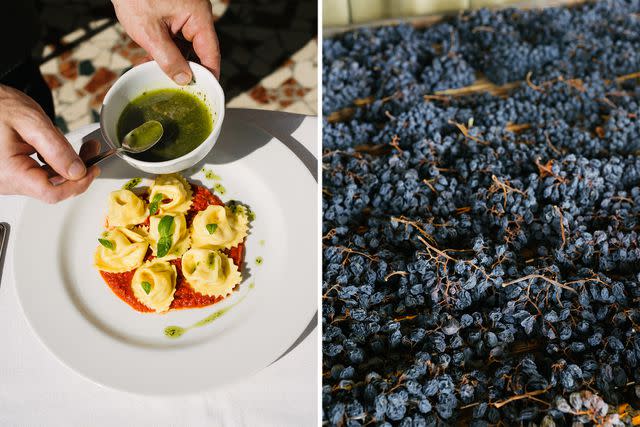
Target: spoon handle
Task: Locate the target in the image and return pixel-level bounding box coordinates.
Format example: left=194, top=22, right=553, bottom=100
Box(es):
left=85, top=147, right=118, bottom=167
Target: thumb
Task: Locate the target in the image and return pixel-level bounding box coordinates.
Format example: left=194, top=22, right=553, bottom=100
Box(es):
left=14, top=112, right=86, bottom=181
left=143, top=25, right=192, bottom=86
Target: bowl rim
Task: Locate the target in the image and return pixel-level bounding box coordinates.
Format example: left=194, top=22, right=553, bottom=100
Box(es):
left=99, top=60, right=225, bottom=169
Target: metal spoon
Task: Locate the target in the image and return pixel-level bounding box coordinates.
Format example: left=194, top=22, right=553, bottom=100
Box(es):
left=0, top=222, right=9, bottom=287
left=46, top=120, right=163, bottom=185
left=85, top=120, right=164, bottom=167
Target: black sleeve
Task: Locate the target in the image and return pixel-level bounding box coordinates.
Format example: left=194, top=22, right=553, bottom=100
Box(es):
left=0, top=1, right=41, bottom=80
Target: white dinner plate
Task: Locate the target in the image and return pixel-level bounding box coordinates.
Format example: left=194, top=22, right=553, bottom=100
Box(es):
left=13, top=114, right=317, bottom=395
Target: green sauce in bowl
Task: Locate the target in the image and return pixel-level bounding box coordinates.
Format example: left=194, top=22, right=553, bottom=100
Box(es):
left=117, top=89, right=213, bottom=162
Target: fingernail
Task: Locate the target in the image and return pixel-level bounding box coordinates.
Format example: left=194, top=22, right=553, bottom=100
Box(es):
left=174, top=72, right=191, bottom=86
left=68, top=159, right=86, bottom=179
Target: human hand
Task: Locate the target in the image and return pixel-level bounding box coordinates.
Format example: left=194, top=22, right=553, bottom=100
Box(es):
left=112, top=0, right=221, bottom=83
left=0, top=85, right=100, bottom=204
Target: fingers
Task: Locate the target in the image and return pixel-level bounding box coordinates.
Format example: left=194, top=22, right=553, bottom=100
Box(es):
left=185, top=17, right=221, bottom=79
left=143, top=22, right=192, bottom=85
left=13, top=110, right=87, bottom=181
left=45, top=139, right=102, bottom=186
left=21, top=164, right=101, bottom=204
left=0, top=86, right=100, bottom=203
left=186, top=20, right=220, bottom=79
left=192, top=27, right=221, bottom=79
left=37, top=139, right=99, bottom=171
left=131, top=52, right=153, bottom=67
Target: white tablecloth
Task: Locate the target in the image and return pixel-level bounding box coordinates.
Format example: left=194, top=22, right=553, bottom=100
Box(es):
left=0, top=110, right=318, bottom=426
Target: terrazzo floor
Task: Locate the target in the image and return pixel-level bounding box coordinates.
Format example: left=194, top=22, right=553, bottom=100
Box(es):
left=39, top=2, right=317, bottom=133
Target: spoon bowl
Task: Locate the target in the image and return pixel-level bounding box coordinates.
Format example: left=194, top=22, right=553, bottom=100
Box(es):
left=121, top=120, right=164, bottom=154
left=79, top=120, right=164, bottom=170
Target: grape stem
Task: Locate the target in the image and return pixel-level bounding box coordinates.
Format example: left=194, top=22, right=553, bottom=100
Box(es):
left=384, top=271, right=408, bottom=281
left=492, top=388, right=548, bottom=409
left=553, top=205, right=567, bottom=248
left=502, top=274, right=577, bottom=293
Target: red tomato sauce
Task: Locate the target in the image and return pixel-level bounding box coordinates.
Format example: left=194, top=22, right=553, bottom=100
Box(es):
left=99, top=184, right=245, bottom=313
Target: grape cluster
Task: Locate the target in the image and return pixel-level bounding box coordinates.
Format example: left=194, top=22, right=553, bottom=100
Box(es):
left=322, top=1, right=640, bottom=425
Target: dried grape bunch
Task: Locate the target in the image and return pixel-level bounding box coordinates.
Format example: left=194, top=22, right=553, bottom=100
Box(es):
left=323, top=1, right=640, bottom=425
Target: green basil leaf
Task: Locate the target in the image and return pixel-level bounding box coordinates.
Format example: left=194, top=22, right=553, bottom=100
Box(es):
left=156, top=236, right=172, bottom=258
left=206, top=223, right=218, bottom=234
left=158, top=215, right=174, bottom=237
left=149, top=193, right=164, bottom=215
left=141, top=281, right=152, bottom=294
left=98, top=238, right=114, bottom=250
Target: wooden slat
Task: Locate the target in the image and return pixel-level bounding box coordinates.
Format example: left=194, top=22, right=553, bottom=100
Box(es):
left=323, top=0, right=588, bottom=36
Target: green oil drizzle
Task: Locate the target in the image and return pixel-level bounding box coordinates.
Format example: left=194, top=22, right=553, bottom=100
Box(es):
left=192, top=305, right=235, bottom=328
left=164, top=293, right=248, bottom=339
left=255, top=256, right=263, bottom=265
left=259, top=240, right=265, bottom=246
left=122, top=177, right=142, bottom=190
left=249, top=282, right=255, bottom=289
left=226, top=202, right=255, bottom=222
left=164, top=326, right=186, bottom=338
left=202, top=167, right=222, bottom=181
left=214, top=183, right=226, bottom=195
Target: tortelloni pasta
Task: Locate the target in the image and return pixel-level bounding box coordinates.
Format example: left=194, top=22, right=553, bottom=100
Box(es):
left=149, top=174, right=192, bottom=214
left=148, top=213, right=191, bottom=260
left=191, top=205, right=248, bottom=250
left=94, top=227, right=149, bottom=273
left=96, top=172, right=250, bottom=314
left=131, top=259, right=177, bottom=313
left=107, top=189, right=147, bottom=227
left=181, top=249, right=242, bottom=297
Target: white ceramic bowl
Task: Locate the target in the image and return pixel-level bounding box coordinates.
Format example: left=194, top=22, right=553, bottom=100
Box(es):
left=100, top=61, right=225, bottom=174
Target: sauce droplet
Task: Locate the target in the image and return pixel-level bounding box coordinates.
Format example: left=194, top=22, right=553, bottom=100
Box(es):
left=202, top=168, right=222, bottom=181
left=122, top=177, right=142, bottom=190
left=164, top=326, right=186, bottom=339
